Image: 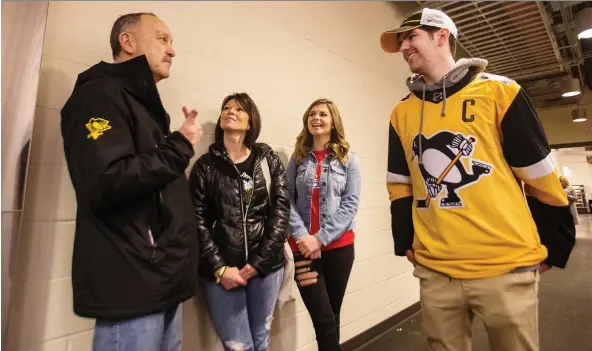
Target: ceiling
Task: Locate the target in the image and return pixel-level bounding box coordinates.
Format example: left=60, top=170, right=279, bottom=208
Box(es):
left=413, top=1, right=592, bottom=110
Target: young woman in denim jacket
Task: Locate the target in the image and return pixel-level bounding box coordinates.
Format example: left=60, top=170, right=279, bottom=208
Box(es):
left=189, top=93, right=290, bottom=351
left=286, top=99, right=361, bottom=351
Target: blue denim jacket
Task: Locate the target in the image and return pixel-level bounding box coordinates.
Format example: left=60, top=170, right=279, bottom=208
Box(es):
left=286, top=151, right=361, bottom=246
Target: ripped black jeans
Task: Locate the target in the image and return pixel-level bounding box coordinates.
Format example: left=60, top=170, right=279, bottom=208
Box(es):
left=294, top=244, right=355, bottom=351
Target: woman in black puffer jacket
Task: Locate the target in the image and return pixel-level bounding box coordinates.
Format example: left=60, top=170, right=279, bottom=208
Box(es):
left=189, top=92, right=290, bottom=351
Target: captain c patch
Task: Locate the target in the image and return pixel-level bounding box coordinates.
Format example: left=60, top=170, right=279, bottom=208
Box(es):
left=85, top=118, right=111, bottom=140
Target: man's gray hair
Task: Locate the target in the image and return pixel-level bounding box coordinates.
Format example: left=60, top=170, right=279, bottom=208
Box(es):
left=110, top=12, right=156, bottom=59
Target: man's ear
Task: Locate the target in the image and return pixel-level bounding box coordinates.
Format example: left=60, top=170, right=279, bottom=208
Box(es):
left=437, top=28, right=450, bottom=48
left=119, top=32, right=136, bottom=56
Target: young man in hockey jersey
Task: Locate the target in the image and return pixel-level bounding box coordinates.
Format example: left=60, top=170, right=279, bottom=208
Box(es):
left=381, top=8, right=575, bottom=351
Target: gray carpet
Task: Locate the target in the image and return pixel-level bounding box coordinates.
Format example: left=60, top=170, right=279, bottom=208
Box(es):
left=357, top=214, right=592, bottom=351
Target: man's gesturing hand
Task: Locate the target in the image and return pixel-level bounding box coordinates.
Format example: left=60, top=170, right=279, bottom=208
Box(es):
left=179, top=106, right=203, bottom=146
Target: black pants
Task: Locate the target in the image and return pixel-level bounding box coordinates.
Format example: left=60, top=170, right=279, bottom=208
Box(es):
left=294, top=244, right=355, bottom=351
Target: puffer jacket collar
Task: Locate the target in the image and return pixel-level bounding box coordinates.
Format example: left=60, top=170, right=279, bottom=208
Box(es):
left=209, top=142, right=273, bottom=168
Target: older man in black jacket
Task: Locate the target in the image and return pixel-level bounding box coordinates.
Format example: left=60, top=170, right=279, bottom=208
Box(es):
left=61, top=12, right=202, bottom=351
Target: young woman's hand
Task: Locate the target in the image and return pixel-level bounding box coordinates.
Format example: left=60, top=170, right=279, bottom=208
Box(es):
left=310, top=251, right=322, bottom=260
left=297, top=235, right=323, bottom=259
left=216, top=267, right=247, bottom=290
left=239, top=264, right=258, bottom=280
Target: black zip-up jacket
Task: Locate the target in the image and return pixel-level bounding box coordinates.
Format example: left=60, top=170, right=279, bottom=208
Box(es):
left=60, top=55, right=198, bottom=320
left=189, top=143, right=290, bottom=279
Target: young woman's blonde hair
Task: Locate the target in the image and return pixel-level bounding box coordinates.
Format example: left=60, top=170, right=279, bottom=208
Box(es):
left=294, top=99, right=350, bottom=165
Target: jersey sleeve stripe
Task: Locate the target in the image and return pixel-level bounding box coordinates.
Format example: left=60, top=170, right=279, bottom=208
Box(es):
left=387, top=171, right=411, bottom=184
left=524, top=172, right=569, bottom=207
left=510, top=154, right=554, bottom=181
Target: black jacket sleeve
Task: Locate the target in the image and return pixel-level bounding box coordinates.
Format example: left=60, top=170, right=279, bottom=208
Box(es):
left=249, top=151, right=291, bottom=274
left=189, top=157, right=226, bottom=274
left=61, top=86, right=194, bottom=210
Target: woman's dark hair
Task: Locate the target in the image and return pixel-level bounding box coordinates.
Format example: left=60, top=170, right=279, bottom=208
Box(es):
left=214, top=93, right=261, bottom=148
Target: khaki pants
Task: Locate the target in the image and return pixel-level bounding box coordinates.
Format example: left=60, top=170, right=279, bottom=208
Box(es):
left=414, top=264, right=540, bottom=351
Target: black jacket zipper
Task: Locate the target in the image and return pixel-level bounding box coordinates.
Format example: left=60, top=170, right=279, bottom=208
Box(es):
left=224, top=149, right=271, bottom=262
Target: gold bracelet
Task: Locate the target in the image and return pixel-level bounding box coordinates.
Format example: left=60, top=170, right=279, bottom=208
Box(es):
left=216, top=266, right=228, bottom=284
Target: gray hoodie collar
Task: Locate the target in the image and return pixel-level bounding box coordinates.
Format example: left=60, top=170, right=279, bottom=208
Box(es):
left=406, top=58, right=488, bottom=92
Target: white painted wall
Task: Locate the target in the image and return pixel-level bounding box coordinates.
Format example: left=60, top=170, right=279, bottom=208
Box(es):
left=6, top=2, right=419, bottom=351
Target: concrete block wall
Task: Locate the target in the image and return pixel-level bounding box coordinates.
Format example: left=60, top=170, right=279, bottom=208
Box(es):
left=6, top=2, right=418, bottom=350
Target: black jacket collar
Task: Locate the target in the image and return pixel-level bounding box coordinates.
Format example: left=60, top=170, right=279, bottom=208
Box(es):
left=210, top=142, right=272, bottom=164
left=75, top=55, right=169, bottom=131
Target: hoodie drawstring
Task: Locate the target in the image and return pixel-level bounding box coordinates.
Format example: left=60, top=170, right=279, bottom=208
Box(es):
left=441, top=75, right=448, bottom=117
left=419, top=84, right=426, bottom=165
left=418, top=73, right=452, bottom=163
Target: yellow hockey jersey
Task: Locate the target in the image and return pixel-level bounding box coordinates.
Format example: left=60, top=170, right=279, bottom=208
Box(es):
left=387, top=60, right=576, bottom=279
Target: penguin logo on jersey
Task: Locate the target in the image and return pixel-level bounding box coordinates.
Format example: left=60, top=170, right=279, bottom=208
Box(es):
left=411, top=131, right=493, bottom=208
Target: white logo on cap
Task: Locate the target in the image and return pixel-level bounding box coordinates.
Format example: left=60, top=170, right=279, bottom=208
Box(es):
left=421, top=8, right=458, bottom=38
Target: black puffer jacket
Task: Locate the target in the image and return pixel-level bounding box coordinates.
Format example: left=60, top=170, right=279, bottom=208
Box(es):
left=189, top=143, right=290, bottom=279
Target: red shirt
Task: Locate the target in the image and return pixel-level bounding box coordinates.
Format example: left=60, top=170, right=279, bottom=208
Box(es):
left=289, top=150, right=354, bottom=252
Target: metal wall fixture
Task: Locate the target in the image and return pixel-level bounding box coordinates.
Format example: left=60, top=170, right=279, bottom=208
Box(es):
left=562, top=78, right=582, bottom=97
left=572, top=108, right=588, bottom=122
left=1, top=2, right=49, bottom=347
left=575, top=7, right=592, bottom=39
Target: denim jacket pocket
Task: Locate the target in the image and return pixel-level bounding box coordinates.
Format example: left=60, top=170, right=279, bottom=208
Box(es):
left=296, top=164, right=306, bottom=177
left=296, top=164, right=307, bottom=183
left=330, top=162, right=346, bottom=183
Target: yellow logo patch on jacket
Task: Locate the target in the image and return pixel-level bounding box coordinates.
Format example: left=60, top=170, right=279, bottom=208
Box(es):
left=86, top=118, right=111, bottom=140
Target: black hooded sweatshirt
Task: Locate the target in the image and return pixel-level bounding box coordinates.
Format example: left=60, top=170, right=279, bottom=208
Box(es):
left=61, top=55, right=198, bottom=320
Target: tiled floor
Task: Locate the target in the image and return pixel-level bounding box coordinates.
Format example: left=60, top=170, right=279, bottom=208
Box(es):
left=358, top=214, right=592, bottom=351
